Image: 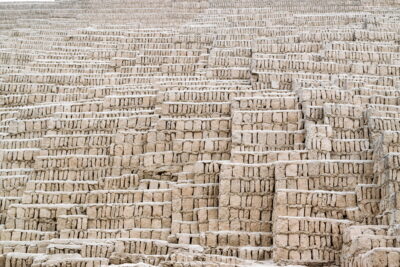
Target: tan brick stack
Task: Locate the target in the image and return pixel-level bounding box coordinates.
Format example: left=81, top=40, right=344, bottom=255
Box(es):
left=0, top=0, right=399, bottom=267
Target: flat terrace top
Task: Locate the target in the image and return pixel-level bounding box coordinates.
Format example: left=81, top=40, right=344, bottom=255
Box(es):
left=0, top=0, right=55, bottom=2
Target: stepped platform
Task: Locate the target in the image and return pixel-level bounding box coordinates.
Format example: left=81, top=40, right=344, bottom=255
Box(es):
left=0, top=0, right=399, bottom=266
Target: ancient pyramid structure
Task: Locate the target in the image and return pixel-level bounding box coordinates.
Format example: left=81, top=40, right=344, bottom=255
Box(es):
left=0, top=0, right=399, bottom=266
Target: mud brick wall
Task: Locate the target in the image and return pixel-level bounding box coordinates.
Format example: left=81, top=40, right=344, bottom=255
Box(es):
left=0, top=0, right=399, bottom=266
